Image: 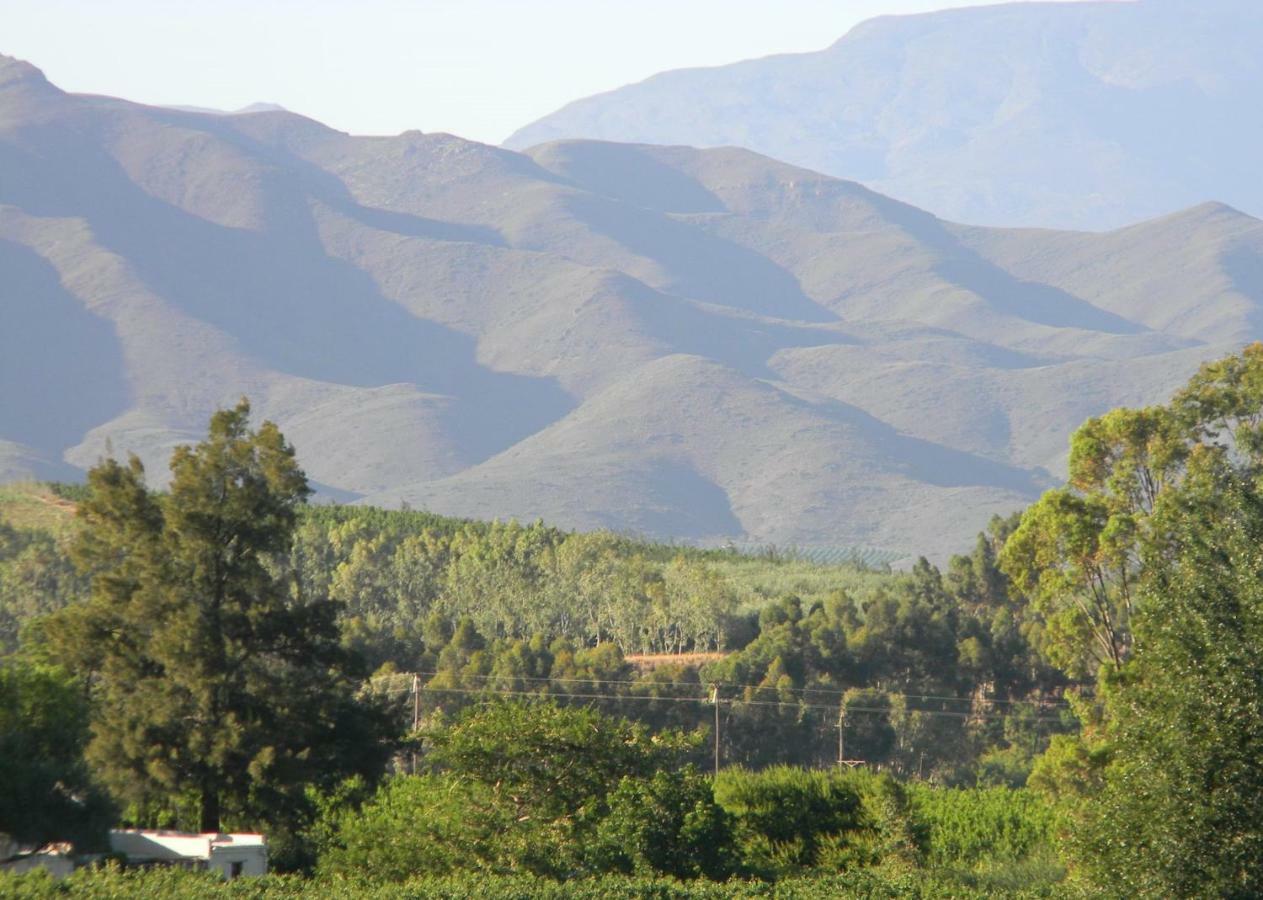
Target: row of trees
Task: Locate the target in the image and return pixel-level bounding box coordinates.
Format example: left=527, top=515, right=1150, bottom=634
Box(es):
left=0, top=518, right=81, bottom=654
left=346, top=508, right=1072, bottom=782
left=311, top=518, right=744, bottom=666
left=2, top=493, right=749, bottom=666
left=367, top=610, right=1069, bottom=784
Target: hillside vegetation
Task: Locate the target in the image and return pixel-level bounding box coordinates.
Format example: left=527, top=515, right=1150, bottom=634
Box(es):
left=11, top=346, right=1263, bottom=894
left=0, top=476, right=1068, bottom=784
left=0, top=416, right=1070, bottom=895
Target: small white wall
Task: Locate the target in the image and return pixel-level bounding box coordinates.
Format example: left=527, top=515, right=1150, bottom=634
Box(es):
left=0, top=853, right=75, bottom=879
left=109, top=831, right=210, bottom=861
left=107, top=830, right=268, bottom=879
left=209, top=847, right=268, bottom=878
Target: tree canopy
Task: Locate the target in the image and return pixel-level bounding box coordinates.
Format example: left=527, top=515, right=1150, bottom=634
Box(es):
left=47, top=400, right=397, bottom=837
left=1008, top=344, right=1263, bottom=894
left=0, top=659, right=112, bottom=854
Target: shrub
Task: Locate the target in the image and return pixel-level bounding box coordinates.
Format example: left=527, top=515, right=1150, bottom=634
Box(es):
left=591, top=767, right=737, bottom=880
left=713, top=766, right=865, bottom=874
left=907, top=784, right=1054, bottom=866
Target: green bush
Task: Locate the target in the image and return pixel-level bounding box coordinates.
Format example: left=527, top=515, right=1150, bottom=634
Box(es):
left=907, top=784, right=1054, bottom=866
left=713, top=766, right=865, bottom=874
left=420, top=700, right=699, bottom=818
left=592, top=767, right=737, bottom=880
left=319, top=702, right=711, bottom=881
left=316, top=775, right=507, bottom=880
left=834, top=770, right=925, bottom=870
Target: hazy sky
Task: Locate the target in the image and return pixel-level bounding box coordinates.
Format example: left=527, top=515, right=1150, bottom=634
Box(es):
left=4, top=0, right=1101, bottom=145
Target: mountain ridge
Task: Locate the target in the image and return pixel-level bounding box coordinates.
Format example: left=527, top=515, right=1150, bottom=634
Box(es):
left=2, top=54, right=1261, bottom=558
left=505, top=0, right=1263, bottom=231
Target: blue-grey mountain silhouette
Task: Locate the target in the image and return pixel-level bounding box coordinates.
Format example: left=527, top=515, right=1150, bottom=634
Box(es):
left=3, top=54, right=1261, bottom=558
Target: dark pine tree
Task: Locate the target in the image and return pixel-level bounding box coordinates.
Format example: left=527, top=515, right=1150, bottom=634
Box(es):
left=54, top=400, right=397, bottom=837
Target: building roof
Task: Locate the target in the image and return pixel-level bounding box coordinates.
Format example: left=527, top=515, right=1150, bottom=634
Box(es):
left=108, top=830, right=266, bottom=861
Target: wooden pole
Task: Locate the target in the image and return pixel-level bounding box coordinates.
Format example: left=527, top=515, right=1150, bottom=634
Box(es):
left=411, top=673, right=421, bottom=774
left=838, top=706, right=845, bottom=768
left=710, top=684, right=720, bottom=776
left=412, top=673, right=421, bottom=733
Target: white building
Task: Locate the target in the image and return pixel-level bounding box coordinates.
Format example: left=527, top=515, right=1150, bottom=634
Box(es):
left=0, top=839, right=75, bottom=879
left=108, top=830, right=267, bottom=879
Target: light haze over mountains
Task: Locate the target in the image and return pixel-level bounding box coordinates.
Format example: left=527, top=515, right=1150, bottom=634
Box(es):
left=2, top=46, right=1262, bottom=559
left=508, top=0, right=1263, bottom=231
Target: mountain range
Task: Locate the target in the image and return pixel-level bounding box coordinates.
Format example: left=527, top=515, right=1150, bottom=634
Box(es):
left=2, top=53, right=1261, bottom=559
left=507, top=0, right=1263, bottom=231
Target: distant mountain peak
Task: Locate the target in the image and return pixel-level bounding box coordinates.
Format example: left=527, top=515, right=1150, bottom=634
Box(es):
left=505, top=0, right=1262, bottom=231
left=235, top=102, right=285, bottom=114
left=0, top=53, right=52, bottom=90
left=162, top=100, right=288, bottom=116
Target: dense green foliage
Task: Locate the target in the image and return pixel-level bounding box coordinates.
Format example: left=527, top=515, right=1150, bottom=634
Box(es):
left=301, top=517, right=745, bottom=661
left=313, top=702, right=1056, bottom=892
left=1005, top=343, right=1263, bottom=895
left=33, top=402, right=397, bottom=859
left=594, top=768, right=738, bottom=880
left=712, top=767, right=868, bottom=873
left=0, top=516, right=83, bottom=655
left=1066, top=467, right=1263, bottom=897
left=1, top=483, right=1070, bottom=786
left=17, top=347, right=1263, bottom=892
left=421, top=701, right=697, bottom=815
left=0, top=660, right=112, bottom=854
left=318, top=702, right=725, bottom=880
left=0, top=864, right=1073, bottom=899
left=907, top=784, right=1053, bottom=867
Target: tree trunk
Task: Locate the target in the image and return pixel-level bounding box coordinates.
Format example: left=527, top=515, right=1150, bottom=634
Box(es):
left=200, top=781, right=221, bottom=834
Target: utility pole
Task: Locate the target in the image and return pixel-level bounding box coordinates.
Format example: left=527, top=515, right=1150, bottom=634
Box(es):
left=412, top=673, right=421, bottom=733
left=709, top=684, right=721, bottom=776
left=837, top=705, right=845, bottom=768
left=411, top=673, right=421, bottom=774
left=837, top=703, right=865, bottom=769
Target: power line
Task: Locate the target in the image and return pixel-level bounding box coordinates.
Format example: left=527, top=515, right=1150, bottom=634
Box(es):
left=373, top=669, right=1072, bottom=707
left=371, top=681, right=1069, bottom=723
left=370, top=669, right=1072, bottom=711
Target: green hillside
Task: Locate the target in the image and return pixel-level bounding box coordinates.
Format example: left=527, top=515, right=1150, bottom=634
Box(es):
left=0, top=481, right=78, bottom=533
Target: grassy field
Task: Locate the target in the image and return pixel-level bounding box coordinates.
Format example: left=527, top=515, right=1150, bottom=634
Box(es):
left=707, top=555, right=903, bottom=614
left=0, top=481, right=905, bottom=615
left=0, top=481, right=77, bottom=533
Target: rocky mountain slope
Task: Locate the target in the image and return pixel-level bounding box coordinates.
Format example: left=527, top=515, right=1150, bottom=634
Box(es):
left=506, top=0, right=1263, bottom=231
left=3, top=55, right=1261, bottom=558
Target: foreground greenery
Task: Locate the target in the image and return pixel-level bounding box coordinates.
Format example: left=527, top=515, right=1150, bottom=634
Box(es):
left=0, top=865, right=1074, bottom=899
left=0, top=662, right=110, bottom=853
left=1010, top=343, right=1263, bottom=896
left=3, top=700, right=1061, bottom=896
left=10, top=344, right=1263, bottom=895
